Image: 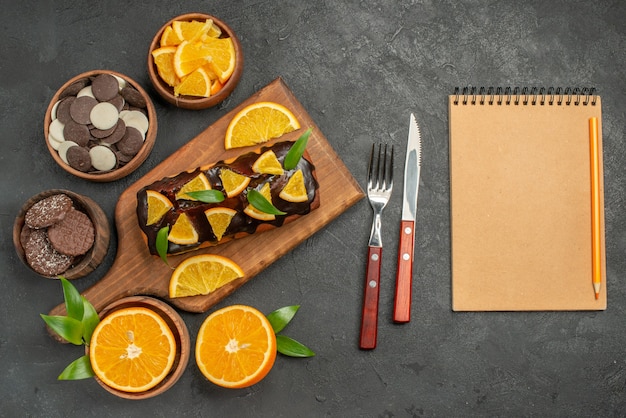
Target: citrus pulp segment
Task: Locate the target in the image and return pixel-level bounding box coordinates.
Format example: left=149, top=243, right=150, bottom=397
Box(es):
left=252, top=150, right=285, bottom=175
left=219, top=168, right=250, bottom=198
left=174, top=66, right=212, bottom=98
left=195, top=305, right=277, bottom=388
left=167, top=212, right=199, bottom=245
left=175, top=172, right=212, bottom=200
left=243, top=182, right=276, bottom=221
left=146, top=190, right=173, bottom=226
left=152, top=46, right=180, bottom=87
left=224, top=102, right=300, bottom=149
left=279, top=169, right=308, bottom=202
left=89, top=307, right=176, bottom=393
left=169, top=254, right=244, bottom=298
left=204, top=207, right=237, bottom=241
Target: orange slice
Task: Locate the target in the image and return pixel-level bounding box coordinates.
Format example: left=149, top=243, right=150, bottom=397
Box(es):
left=224, top=102, right=300, bottom=149
left=210, top=78, right=223, bottom=95
left=89, top=307, right=176, bottom=393
left=252, top=150, right=284, bottom=175
left=160, top=25, right=183, bottom=46
left=203, top=21, right=222, bottom=38
left=169, top=254, right=244, bottom=298
left=244, top=182, right=275, bottom=221
left=173, top=40, right=210, bottom=78
left=176, top=172, right=211, bottom=200
left=174, top=66, right=212, bottom=97
left=168, top=212, right=198, bottom=245
left=279, top=169, right=308, bottom=202
left=146, top=190, right=173, bottom=225
left=152, top=46, right=180, bottom=87
left=201, top=37, right=236, bottom=84
left=195, top=305, right=277, bottom=388
left=204, top=207, right=237, bottom=241
left=172, top=19, right=212, bottom=42
left=219, top=168, right=250, bottom=198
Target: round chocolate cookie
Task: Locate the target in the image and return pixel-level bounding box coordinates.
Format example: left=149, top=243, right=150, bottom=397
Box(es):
left=59, top=78, right=89, bottom=99
left=24, top=229, right=74, bottom=276
left=56, top=96, right=75, bottom=124
left=63, top=119, right=91, bottom=146
left=25, top=193, right=73, bottom=229
left=70, top=96, right=98, bottom=125
left=48, top=208, right=95, bottom=256
left=91, top=73, right=119, bottom=102
left=117, top=126, right=144, bottom=155
left=66, top=146, right=92, bottom=172
left=121, top=86, right=146, bottom=108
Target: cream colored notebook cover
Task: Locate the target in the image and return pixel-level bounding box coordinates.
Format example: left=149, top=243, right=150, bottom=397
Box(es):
left=449, top=88, right=606, bottom=311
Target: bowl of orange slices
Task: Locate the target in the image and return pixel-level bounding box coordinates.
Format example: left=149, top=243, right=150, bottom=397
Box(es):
left=88, top=296, right=190, bottom=399
left=148, top=13, right=243, bottom=110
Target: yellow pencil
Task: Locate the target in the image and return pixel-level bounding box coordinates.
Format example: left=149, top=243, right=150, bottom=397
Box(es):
left=589, top=117, right=602, bottom=299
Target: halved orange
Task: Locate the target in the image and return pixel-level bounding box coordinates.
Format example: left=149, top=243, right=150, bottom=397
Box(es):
left=279, top=169, right=308, bottom=202
left=204, top=207, right=237, bottom=241
left=176, top=172, right=211, bottom=200
left=89, top=307, right=176, bottom=393
left=224, top=102, right=300, bottom=149
left=152, top=46, right=180, bottom=87
left=146, top=190, right=173, bottom=226
left=244, top=182, right=276, bottom=221
left=168, top=213, right=198, bottom=245
left=169, top=254, right=244, bottom=298
left=174, top=66, right=212, bottom=97
left=195, top=305, right=277, bottom=388
left=252, top=150, right=284, bottom=175
left=219, top=168, right=250, bottom=198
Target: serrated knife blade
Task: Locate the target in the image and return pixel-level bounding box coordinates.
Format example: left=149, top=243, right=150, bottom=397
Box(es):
left=393, top=113, right=422, bottom=323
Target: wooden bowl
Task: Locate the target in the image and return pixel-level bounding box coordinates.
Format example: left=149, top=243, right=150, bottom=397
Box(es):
left=13, top=189, right=110, bottom=279
left=91, top=296, right=190, bottom=400
left=147, top=12, right=244, bottom=109
left=44, top=70, right=158, bottom=182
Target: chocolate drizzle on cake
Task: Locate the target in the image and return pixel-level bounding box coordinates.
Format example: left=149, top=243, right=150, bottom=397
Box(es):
left=137, top=141, right=320, bottom=255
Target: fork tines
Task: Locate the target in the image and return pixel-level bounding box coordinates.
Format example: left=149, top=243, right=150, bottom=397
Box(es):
left=368, top=143, right=394, bottom=193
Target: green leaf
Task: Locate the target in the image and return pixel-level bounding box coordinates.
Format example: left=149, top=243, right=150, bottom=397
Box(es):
left=41, top=314, right=84, bottom=345
left=247, top=189, right=287, bottom=215
left=276, top=335, right=315, bottom=357
left=156, top=226, right=170, bottom=266
left=184, top=189, right=225, bottom=203
left=58, top=355, right=95, bottom=380
left=267, top=305, right=300, bottom=334
left=81, top=297, right=100, bottom=344
left=60, top=277, right=84, bottom=321
left=283, top=128, right=312, bottom=170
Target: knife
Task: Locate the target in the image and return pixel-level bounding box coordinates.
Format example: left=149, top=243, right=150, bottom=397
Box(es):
left=393, top=113, right=422, bottom=323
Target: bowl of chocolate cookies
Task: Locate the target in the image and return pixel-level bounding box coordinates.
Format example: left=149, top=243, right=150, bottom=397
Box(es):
left=13, top=189, right=110, bottom=279
left=44, top=70, right=158, bottom=182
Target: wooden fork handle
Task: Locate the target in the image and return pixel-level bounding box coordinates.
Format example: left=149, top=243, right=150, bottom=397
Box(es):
left=360, top=246, right=382, bottom=349
left=393, top=220, right=415, bottom=323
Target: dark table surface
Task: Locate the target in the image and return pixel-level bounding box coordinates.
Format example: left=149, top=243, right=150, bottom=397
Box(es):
left=2, top=1, right=625, bottom=417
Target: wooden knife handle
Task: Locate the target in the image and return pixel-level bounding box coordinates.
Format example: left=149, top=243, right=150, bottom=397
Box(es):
left=393, top=220, right=415, bottom=323
left=359, top=246, right=382, bottom=349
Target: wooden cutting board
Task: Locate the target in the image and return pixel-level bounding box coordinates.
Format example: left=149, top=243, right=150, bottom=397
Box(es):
left=50, top=78, right=364, bottom=315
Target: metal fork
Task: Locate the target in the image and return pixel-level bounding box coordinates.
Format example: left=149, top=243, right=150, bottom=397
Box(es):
left=359, top=143, right=393, bottom=350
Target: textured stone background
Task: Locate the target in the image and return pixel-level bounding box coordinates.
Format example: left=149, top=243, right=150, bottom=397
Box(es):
left=1, top=0, right=625, bottom=416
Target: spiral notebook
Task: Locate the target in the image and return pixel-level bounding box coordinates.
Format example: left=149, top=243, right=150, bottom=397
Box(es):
left=449, top=87, right=606, bottom=311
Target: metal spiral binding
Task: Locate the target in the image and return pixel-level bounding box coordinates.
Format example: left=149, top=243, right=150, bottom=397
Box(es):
left=453, top=86, right=597, bottom=106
